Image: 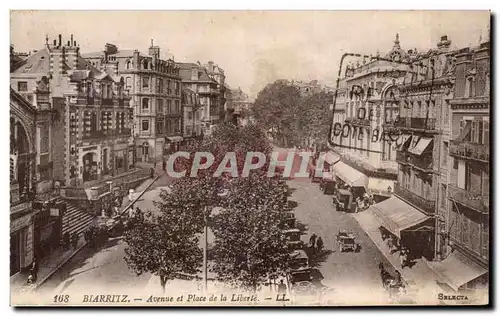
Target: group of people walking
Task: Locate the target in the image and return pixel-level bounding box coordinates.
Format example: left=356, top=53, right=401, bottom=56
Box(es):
left=309, top=233, right=324, bottom=254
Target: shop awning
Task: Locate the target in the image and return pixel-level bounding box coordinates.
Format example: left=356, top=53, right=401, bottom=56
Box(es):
left=369, top=196, right=429, bottom=239
left=396, top=134, right=412, bottom=150
left=408, top=137, right=433, bottom=156
left=427, top=250, right=487, bottom=292
left=320, top=151, right=340, bottom=165
left=333, top=161, right=367, bottom=188
left=166, top=136, right=184, bottom=142
left=368, top=178, right=395, bottom=196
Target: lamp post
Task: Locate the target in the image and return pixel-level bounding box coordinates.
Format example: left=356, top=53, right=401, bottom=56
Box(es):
left=203, top=188, right=229, bottom=293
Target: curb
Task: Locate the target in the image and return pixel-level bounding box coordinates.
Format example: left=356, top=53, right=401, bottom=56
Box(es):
left=34, top=241, right=88, bottom=290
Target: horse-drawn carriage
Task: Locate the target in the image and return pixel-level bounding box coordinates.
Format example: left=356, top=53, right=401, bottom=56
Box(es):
left=336, top=230, right=360, bottom=252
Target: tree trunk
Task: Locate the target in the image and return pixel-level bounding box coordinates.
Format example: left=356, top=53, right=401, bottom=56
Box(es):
left=160, top=275, right=168, bottom=293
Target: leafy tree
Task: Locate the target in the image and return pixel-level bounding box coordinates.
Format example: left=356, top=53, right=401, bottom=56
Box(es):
left=211, top=171, right=292, bottom=291
left=123, top=210, right=203, bottom=292
left=251, top=80, right=302, bottom=147
left=299, top=90, right=333, bottom=148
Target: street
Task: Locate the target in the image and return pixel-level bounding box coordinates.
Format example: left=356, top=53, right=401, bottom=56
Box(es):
left=288, top=177, right=398, bottom=305
left=35, top=161, right=399, bottom=305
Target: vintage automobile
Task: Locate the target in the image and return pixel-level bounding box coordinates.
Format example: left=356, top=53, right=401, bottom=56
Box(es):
left=286, top=267, right=324, bottom=296
left=333, top=189, right=355, bottom=212
left=336, top=230, right=360, bottom=252
left=282, top=211, right=296, bottom=229
left=283, top=228, right=302, bottom=242
left=289, top=249, right=309, bottom=270
left=319, top=172, right=336, bottom=195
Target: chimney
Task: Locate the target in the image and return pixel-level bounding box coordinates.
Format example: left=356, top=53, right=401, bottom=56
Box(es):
left=71, top=34, right=74, bottom=46
left=437, top=35, right=451, bottom=52
left=58, top=34, right=62, bottom=47
left=53, top=39, right=57, bottom=47
left=133, top=50, right=140, bottom=69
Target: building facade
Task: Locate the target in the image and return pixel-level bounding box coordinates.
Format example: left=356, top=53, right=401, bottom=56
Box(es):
left=11, top=35, right=139, bottom=242
left=226, top=87, right=253, bottom=126
left=330, top=34, right=410, bottom=202
left=428, top=40, right=490, bottom=292
left=83, top=41, right=183, bottom=164
left=178, top=62, right=225, bottom=135
left=182, top=87, right=203, bottom=141
left=203, top=61, right=227, bottom=123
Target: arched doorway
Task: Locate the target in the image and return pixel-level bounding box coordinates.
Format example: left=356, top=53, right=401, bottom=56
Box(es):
left=82, top=152, right=98, bottom=182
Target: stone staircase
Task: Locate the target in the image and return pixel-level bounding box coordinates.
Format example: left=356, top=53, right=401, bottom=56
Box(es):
left=57, top=198, right=96, bottom=237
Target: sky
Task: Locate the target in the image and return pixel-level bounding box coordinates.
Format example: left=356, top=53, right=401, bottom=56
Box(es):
left=10, top=11, right=490, bottom=99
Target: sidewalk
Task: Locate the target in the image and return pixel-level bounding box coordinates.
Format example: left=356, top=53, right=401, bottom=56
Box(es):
left=11, top=172, right=163, bottom=295
left=11, top=235, right=87, bottom=294
left=352, top=210, right=441, bottom=304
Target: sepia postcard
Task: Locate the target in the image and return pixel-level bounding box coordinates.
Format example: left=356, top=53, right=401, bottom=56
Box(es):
left=9, top=10, right=491, bottom=307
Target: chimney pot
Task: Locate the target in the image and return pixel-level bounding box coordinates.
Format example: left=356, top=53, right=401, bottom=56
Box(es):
left=74, top=41, right=77, bottom=46
left=53, top=39, right=57, bottom=46
left=58, top=34, right=62, bottom=47
left=67, top=40, right=70, bottom=46
left=71, top=34, right=74, bottom=46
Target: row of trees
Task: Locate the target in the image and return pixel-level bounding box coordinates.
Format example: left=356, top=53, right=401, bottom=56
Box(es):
left=124, top=122, right=295, bottom=292
left=251, top=79, right=333, bottom=149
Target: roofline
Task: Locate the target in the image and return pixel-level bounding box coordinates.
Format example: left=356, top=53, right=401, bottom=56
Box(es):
left=10, top=88, right=37, bottom=113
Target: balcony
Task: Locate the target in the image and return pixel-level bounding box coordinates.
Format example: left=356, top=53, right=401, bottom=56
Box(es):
left=394, top=183, right=435, bottom=215
left=448, top=184, right=489, bottom=214
left=82, top=130, right=105, bottom=140
left=450, top=140, right=489, bottom=163
left=409, top=117, right=436, bottom=131
left=396, top=151, right=433, bottom=172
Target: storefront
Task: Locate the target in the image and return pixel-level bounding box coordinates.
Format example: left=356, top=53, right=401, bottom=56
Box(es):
left=113, top=142, right=129, bottom=174
left=164, top=136, right=183, bottom=154
left=368, top=196, right=434, bottom=260
left=427, top=250, right=488, bottom=292
left=32, top=200, right=64, bottom=260
left=10, top=202, right=35, bottom=276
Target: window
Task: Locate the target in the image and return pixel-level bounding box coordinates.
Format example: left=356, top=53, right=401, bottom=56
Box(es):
left=477, top=120, right=483, bottom=144
left=471, top=120, right=477, bottom=143
left=465, top=77, right=474, bottom=98
left=453, top=158, right=458, bottom=170
left=157, top=99, right=164, bottom=114
left=158, top=79, right=164, bottom=93
left=175, top=82, right=180, bottom=95
left=442, top=142, right=448, bottom=167
left=126, top=77, right=131, bottom=89
left=443, top=100, right=449, bottom=124
left=167, top=99, right=172, bottom=114
left=142, top=98, right=149, bottom=112
left=102, top=84, right=108, bottom=99
left=188, top=111, right=193, bottom=120
left=481, top=169, right=489, bottom=195
left=17, top=81, right=27, bottom=92
left=142, top=120, right=149, bottom=132
left=483, top=120, right=489, bottom=145
left=126, top=61, right=132, bottom=69
left=167, top=80, right=172, bottom=94
left=143, top=60, right=149, bottom=70
left=440, top=184, right=447, bottom=209
left=142, top=76, right=150, bottom=88
left=175, top=100, right=180, bottom=114
left=157, top=119, right=164, bottom=134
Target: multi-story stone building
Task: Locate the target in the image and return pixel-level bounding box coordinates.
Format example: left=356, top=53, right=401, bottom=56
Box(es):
left=182, top=87, right=203, bottom=143
left=83, top=41, right=183, bottom=163
left=330, top=34, right=410, bottom=202
left=428, top=40, right=490, bottom=292
left=11, top=34, right=139, bottom=239
left=178, top=61, right=225, bottom=135
left=226, top=87, right=253, bottom=126
left=377, top=35, right=457, bottom=262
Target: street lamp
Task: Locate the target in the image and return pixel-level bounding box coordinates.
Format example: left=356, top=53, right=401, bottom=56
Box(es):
left=203, top=188, right=229, bottom=293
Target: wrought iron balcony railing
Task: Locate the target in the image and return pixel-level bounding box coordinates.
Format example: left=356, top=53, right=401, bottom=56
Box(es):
left=448, top=184, right=489, bottom=214
left=394, top=183, right=435, bottom=215
left=450, top=140, right=489, bottom=162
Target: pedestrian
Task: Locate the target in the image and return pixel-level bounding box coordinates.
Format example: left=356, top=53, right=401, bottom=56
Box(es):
left=277, top=280, right=287, bottom=294
left=149, top=167, right=155, bottom=179
left=399, top=249, right=406, bottom=269
left=30, top=257, right=38, bottom=282
left=316, top=237, right=324, bottom=253
left=309, top=233, right=317, bottom=249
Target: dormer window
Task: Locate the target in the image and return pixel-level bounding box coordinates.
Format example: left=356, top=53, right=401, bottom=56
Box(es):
left=126, top=60, right=132, bottom=69
left=143, top=59, right=148, bottom=70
